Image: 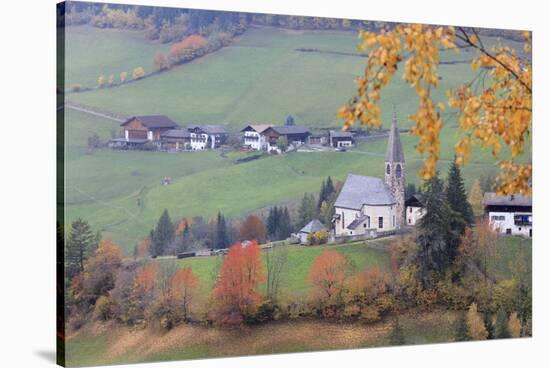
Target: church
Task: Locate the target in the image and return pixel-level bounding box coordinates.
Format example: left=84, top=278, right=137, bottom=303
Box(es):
left=332, top=112, right=405, bottom=237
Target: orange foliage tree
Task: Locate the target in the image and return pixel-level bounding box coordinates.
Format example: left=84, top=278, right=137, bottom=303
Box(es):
left=239, top=214, right=267, bottom=243
left=212, top=240, right=265, bottom=325
left=169, top=34, right=208, bottom=62
left=338, top=25, right=531, bottom=195
left=171, top=267, right=200, bottom=320
left=308, top=249, right=351, bottom=303
left=126, top=262, right=160, bottom=326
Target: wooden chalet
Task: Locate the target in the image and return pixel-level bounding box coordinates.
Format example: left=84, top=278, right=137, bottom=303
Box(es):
left=120, top=115, right=179, bottom=142
left=160, top=129, right=191, bottom=151
left=261, top=126, right=311, bottom=151
left=329, top=130, right=354, bottom=148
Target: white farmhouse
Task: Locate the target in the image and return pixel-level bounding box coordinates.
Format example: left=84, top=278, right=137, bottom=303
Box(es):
left=188, top=125, right=228, bottom=150
left=484, top=192, right=532, bottom=237
left=240, top=124, right=272, bottom=150
left=332, top=112, right=405, bottom=238
left=405, top=193, right=426, bottom=226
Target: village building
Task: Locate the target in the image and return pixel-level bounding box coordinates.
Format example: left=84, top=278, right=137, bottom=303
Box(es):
left=332, top=111, right=405, bottom=238
left=120, top=115, right=179, bottom=143
left=297, top=219, right=327, bottom=244
left=405, top=193, right=426, bottom=226
left=188, top=125, right=228, bottom=150
left=240, top=124, right=272, bottom=150
left=484, top=192, right=532, bottom=237
left=160, top=129, right=191, bottom=151
left=328, top=130, right=355, bottom=148
left=262, top=126, right=311, bottom=153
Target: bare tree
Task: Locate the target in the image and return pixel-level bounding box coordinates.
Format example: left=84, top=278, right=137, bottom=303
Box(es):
left=265, top=243, right=288, bottom=302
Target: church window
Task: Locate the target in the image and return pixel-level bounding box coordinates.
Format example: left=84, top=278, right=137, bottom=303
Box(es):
left=396, top=164, right=402, bottom=178
left=367, top=216, right=370, bottom=228
left=386, top=164, right=391, bottom=175
left=378, top=217, right=383, bottom=229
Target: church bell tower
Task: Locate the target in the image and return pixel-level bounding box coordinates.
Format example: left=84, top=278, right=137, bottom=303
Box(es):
left=384, top=108, right=406, bottom=227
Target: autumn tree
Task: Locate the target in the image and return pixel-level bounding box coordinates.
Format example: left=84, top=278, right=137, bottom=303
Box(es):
left=338, top=25, right=531, bottom=196
left=119, top=71, right=127, bottom=83
left=308, top=249, right=352, bottom=315
left=212, top=241, right=265, bottom=325
left=508, top=312, right=522, bottom=338
left=132, top=66, right=145, bottom=80
left=171, top=267, right=200, bottom=321
left=66, top=218, right=98, bottom=279
left=458, top=219, right=498, bottom=282
left=125, top=262, right=159, bottom=326
left=97, top=73, right=105, bottom=87
left=72, top=239, right=123, bottom=313
left=468, top=179, right=484, bottom=218
left=239, top=214, right=267, bottom=243
left=466, top=303, right=488, bottom=340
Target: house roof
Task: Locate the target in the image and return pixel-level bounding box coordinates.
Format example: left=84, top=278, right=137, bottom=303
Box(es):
left=334, top=174, right=395, bottom=209
left=347, top=215, right=370, bottom=230
left=270, top=126, right=311, bottom=135
left=330, top=130, right=354, bottom=139
left=483, top=192, right=532, bottom=207
left=121, top=115, right=179, bottom=129
left=161, top=129, right=191, bottom=139
left=299, top=219, right=327, bottom=234
left=405, top=193, right=426, bottom=207
left=385, top=111, right=404, bottom=162
left=188, top=124, right=227, bottom=135
left=241, top=124, right=272, bottom=133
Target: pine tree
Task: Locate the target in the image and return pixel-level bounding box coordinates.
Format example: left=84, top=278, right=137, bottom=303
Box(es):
left=285, top=114, right=295, bottom=126
left=494, top=308, right=510, bottom=339
left=388, top=317, right=406, bottom=345
left=446, top=160, right=474, bottom=228
left=215, top=212, right=230, bottom=249
left=416, top=175, right=462, bottom=285
left=297, top=193, right=317, bottom=229
left=454, top=311, right=470, bottom=342
left=277, top=207, right=292, bottom=240
left=152, top=209, right=175, bottom=256
left=405, top=183, right=416, bottom=199
left=66, top=218, right=97, bottom=279
left=325, top=176, right=335, bottom=198
left=318, top=179, right=327, bottom=209
left=468, top=179, right=484, bottom=218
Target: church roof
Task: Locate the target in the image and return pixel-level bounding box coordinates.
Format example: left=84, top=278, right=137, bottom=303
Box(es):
left=347, top=215, right=370, bottom=230
left=299, top=219, right=327, bottom=234
left=385, top=110, right=405, bottom=162
left=334, top=174, right=395, bottom=210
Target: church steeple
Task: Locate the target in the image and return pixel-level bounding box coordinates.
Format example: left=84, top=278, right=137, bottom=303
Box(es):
left=385, top=108, right=405, bottom=163
left=384, top=106, right=406, bottom=228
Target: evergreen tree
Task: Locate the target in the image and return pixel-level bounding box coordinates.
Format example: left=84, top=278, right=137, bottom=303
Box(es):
left=494, top=308, right=510, bottom=339
left=297, top=193, right=317, bottom=229
left=416, top=175, right=462, bottom=286
left=285, top=114, right=295, bottom=126
left=66, top=218, right=97, bottom=279
left=277, top=207, right=292, bottom=240
left=325, top=176, right=335, bottom=198
left=152, top=209, right=175, bottom=256
left=446, top=160, right=474, bottom=228
left=388, top=317, right=406, bottom=345
left=454, top=312, right=470, bottom=342
left=215, top=212, right=230, bottom=249
left=318, top=179, right=327, bottom=209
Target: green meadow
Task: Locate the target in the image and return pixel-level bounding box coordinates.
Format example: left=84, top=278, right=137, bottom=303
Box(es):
left=62, top=26, right=531, bottom=253
left=63, top=25, right=170, bottom=89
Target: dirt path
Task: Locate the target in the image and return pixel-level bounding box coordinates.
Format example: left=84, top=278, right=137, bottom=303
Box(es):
left=64, top=102, right=126, bottom=122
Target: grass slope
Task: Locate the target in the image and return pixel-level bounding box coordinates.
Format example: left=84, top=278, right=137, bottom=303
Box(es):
left=64, top=26, right=170, bottom=89
left=67, top=27, right=521, bottom=130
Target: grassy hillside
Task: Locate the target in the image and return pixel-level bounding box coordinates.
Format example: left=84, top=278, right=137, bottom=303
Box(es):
left=62, top=26, right=531, bottom=253
left=66, top=27, right=514, bottom=130
left=64, top=26, right=170, bottom=89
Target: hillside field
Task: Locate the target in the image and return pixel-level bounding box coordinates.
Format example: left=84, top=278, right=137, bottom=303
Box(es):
left=62, top=26, right=531, bottom=254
